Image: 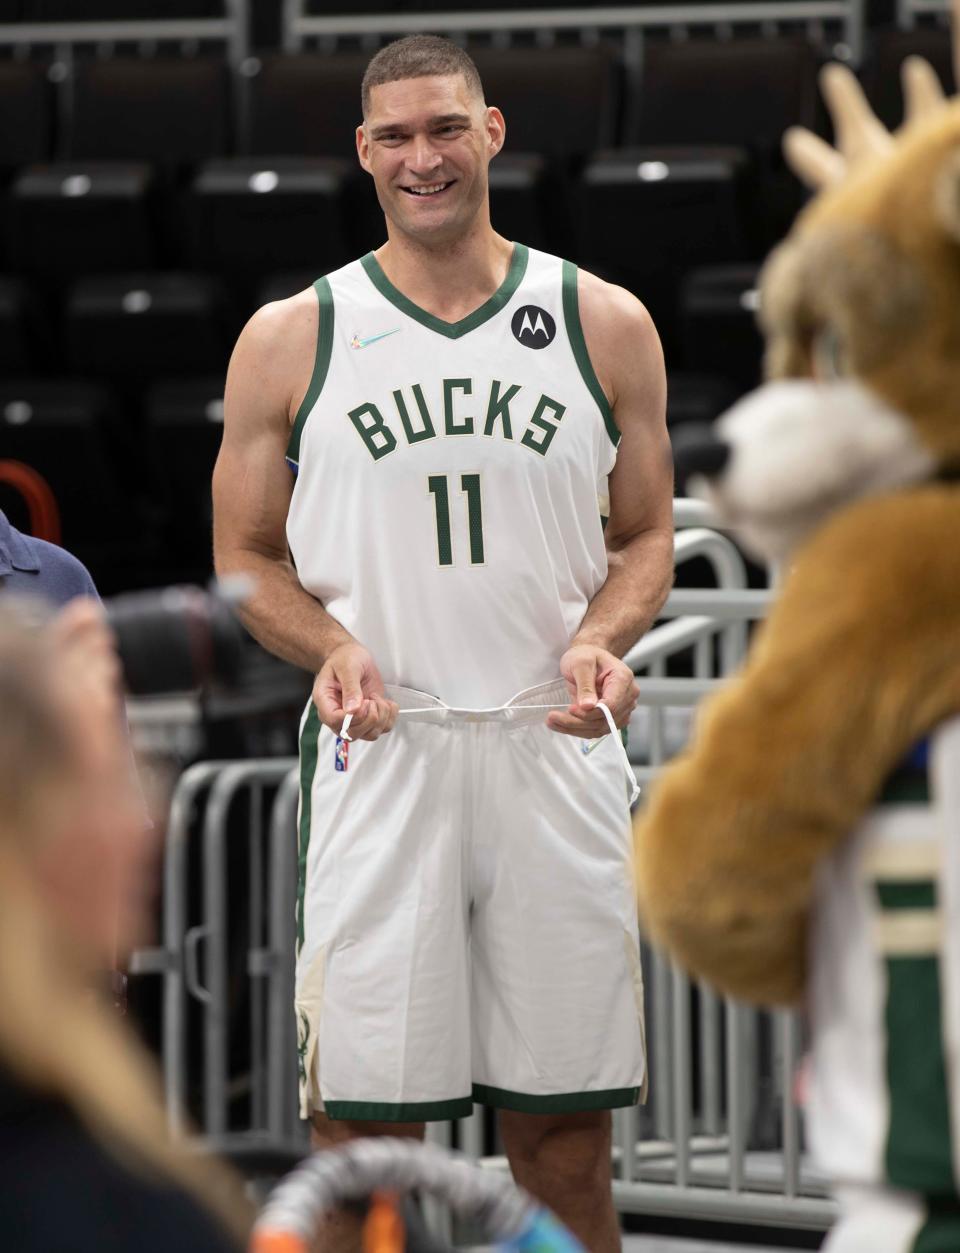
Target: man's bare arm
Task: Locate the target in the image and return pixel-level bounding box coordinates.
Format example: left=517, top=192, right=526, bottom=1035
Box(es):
left=547, top=273, right=673, bottom=737
left=212, top=295, right=398, bottom=740
left=213, top=294, right=352, bottom=671
left=574, top=274, right=673, bottom=657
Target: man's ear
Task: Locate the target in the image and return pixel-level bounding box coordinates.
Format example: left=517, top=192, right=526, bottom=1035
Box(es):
left=485, top=105, right=506, bottom=158
left=356, top=123, right=372, bottom=175
left=934, top=145, right=960, bottom=242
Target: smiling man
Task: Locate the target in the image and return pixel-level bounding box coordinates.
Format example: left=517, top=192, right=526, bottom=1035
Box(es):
left=213, top=35, right=672, bottom=1251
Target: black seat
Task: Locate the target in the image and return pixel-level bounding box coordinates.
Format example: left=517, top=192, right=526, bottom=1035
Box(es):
left=64, top=274, right=231, bottom=384
left=241, top=52, right=367, bottom=160
left=0, top=279, right=43, bottom=377
left=6, top=56, right=231, bottom=278
left=7, top=163, right=159, bottom=277
left=0, top=60, right=52, bottom=172
left=144, top=377, right=225, bottom=579
left=860, top=28, right=955, bottom=131
left=0, top=380, right=128, bottom=572
left=66, top=55, right=230, bottom=165
left=576, top=147, right=749, bottom=359
left=628, top=37, right=820, bottom=249
left=189, top=156, right=353, bottom=281
left=680, top=264, right=764, bottom=391
left=470, top=45, right=620, bottom=162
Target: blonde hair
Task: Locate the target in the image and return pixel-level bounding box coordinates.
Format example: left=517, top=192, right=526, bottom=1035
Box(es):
left=0, top=602, right=252, bottom=1244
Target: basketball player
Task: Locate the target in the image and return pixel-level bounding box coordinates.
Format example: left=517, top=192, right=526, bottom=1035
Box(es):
left=213, top=36, right=672, bottom=1252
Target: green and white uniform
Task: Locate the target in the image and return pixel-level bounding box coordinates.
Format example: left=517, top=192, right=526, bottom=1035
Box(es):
left=287, top=244, right=646, bottom=1121
left=810, top=719, right=960, bottom=1251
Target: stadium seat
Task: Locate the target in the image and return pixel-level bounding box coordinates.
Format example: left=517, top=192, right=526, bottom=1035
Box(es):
left=144, top=377, right=225, bottom=578
left=576, top=147, right=749, bottom=357
left=680, top=264, right=764, bottom=391
left=64, top=274, right=232, bottom=383
left=470, top=45, right=620, bottom=161
left=0, top=380, right=126, bottom=561
left=628, top=37, right=820, bottom=248
left=65, top=55, right=230, bottom=165
left=860, top=27, right=955, bottom=131
left=0, top=60, right=53, bottom=173
left=240, top=52, right=368, bottom=160
left=0, top=279, right=41, bottom=377
left=6, top=163, right=159, bottom=278
left=189, top=156, right=353, bottom=280
left=629, top=37, right=820, bottom=157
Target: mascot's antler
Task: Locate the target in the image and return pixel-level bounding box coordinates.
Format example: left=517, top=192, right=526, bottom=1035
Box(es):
left=783, top=0, right=960, bottom=190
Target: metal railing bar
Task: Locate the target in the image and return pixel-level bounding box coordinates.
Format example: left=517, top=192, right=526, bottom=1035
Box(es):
left=671, top=966, right=692, bottom=1187
left=290, top=3, right=853, bottom=39
left=610, top=1179, right=835, bottom=1227
left=0, top=19, right=234, bottom=43
left=162, top=760, right=231, bottom=1137
left=726, top=1001, right=745, bottom=1193
left=779, top=1011, right=802, bottom=1198
left=663, top=589, right=770, bottom=620
left=202, top=760, right=296, bottom=1137
left=267, top=768, right=301, bottom=1140
left=699, top=985, right=722, bottom=1136
left=625, top=616, right=716, bottom=672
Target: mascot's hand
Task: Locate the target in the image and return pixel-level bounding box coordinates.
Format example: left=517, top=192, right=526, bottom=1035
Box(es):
left=783, top=2, right=960, bottom=193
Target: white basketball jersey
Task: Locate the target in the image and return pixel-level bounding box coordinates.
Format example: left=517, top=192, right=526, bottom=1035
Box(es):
left=285, top=243, right=620, bottom=706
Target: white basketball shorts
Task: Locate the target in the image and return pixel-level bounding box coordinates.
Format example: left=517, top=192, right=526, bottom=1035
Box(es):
left=294, top=678, right=647, bottom=1122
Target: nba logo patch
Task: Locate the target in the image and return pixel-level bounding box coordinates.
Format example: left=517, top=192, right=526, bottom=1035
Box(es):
left=334, top=737, right=349, bottom=772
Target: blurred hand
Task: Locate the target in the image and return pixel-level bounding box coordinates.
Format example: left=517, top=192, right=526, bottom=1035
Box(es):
left=547, top=643, right=639, bottom=739
left=312, top=642, right=399, bottom=741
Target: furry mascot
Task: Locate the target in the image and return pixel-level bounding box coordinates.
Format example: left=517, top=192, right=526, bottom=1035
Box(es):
left=633, top=45, right=960, bottom=1253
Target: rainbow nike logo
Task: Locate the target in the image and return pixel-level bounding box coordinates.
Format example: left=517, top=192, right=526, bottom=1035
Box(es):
left=350, top=328, right=401, bottom=349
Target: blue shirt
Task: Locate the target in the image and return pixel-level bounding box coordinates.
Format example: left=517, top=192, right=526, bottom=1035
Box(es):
left=0, top=511, right=99, bottom=606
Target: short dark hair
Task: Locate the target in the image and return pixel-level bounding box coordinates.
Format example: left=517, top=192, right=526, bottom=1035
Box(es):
left=361, top=35, right=485, bottom=117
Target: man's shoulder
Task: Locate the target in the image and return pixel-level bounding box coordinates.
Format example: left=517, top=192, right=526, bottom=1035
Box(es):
left=24, top=535, right=100, bottom=605
left=572, top=266, right=656, bottom=340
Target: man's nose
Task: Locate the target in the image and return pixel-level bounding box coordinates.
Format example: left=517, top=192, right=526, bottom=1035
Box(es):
left=407, top=137, right=442, bottom=175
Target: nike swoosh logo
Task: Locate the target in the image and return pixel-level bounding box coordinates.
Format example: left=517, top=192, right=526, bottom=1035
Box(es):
left=351, top=328, right=401, bottom=349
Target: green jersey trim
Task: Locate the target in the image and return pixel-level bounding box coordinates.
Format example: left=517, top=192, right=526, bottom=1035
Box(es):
left=561, top=259, right=619, bottom=448
left=287, top=276, right=335, bottom=468
left=296, top=704, right=320, bottom=954
left=359, top=243, right=528, bottom=340
left=472, top=1082, right=641, bottom=1113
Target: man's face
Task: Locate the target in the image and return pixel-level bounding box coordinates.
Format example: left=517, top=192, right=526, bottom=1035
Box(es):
left=357, top=74, right=505, bottom=245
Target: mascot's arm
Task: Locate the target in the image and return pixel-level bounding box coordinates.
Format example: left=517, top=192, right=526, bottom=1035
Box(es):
left=634, top=488, right=960, bottom=1005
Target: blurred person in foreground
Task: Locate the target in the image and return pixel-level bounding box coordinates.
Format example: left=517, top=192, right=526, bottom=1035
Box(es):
left=0, top=596, right=252, bottom=1251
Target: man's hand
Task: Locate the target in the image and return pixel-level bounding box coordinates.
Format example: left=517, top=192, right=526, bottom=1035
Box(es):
left=312, top=642, right=399, bottom=741
left=546, top=644, right=639, bottom=738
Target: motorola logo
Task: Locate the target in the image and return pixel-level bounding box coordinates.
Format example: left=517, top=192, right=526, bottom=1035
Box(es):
left=511, top=305, right=556, bottom=349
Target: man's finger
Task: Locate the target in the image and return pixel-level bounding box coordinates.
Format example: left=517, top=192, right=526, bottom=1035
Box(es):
left=547, top=709, right=608, bottom=737
left=334, top=655, right=365, bottom=714
left=569, top=657, right=598, bottom=710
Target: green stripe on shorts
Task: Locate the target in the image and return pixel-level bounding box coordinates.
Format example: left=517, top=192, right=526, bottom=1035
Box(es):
left=296, top=704, right=320, bottom=955
left=879, top=871, right=954, bottom=1195
left=325, top=1096, right=473, bottom=1122
left=912, top=1200, right=960, bottom=1252
left=472, top=1083, right=640, bottom=1113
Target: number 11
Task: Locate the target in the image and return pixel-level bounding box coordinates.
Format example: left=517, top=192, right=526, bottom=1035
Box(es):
left=428, top=474, right=485, bottom=566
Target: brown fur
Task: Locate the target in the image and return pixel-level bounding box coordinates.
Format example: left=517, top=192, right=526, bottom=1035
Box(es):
left=633, top=103, right=960, bottom=1004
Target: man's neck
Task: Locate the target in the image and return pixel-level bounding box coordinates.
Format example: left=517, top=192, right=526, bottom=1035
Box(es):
left=373, top=222, right=515, bottom=324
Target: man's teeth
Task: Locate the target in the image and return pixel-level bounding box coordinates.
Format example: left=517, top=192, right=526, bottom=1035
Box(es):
left=407, top=182, right=449, bottom=195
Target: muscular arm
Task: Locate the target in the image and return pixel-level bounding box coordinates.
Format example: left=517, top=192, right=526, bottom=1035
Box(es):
left=548, top=272, right=673, bottom=736
left=213, top=293, right=353, bottom=672
left=574, top=272, right=674, bottom=657
left=213, top=295, right=398, bottom=740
